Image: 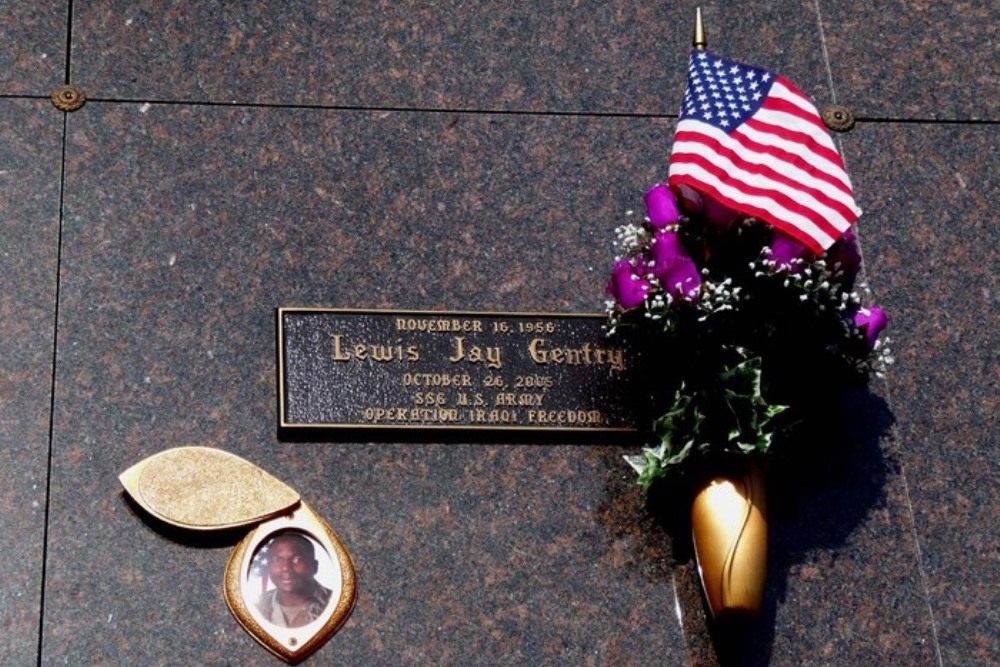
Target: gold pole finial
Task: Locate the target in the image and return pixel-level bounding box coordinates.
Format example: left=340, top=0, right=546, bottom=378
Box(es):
left=693, top=7, right=707, bottom=50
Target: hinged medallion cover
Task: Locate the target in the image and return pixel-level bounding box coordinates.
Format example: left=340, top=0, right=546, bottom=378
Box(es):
left=119, top=446, right=300, bottom=530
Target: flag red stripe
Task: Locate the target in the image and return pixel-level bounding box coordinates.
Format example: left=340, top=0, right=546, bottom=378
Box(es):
left=733, top=122, right=855, bottom=199
left=668, top=152, right=844, bottom=242
left=766, top=80, right=838, bottom=135
left=669, top=172, right=828, bottom=253
left=760, top=94, right=831, bottom=136
left=673, top=128, right=858, bottom=220
left=746, top=115, right=847, bottom=173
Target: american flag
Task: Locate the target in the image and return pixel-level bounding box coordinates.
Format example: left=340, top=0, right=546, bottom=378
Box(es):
left=251, top=542, right=272, bottom=594
left=668, top=50, right=860, bottom=253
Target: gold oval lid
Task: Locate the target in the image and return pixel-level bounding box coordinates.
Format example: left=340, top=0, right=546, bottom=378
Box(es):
left=119, top=446, right=300, bottom=530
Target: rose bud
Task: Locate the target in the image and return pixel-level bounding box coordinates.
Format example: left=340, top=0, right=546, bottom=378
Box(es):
left=769, top=230, right=814, bottom=273
left=649, top=229, right=701, bottom=301
left=853, top=306, right=889, bottom=348
left=644, top=184, right=682, bottom=229
left=702, top=193, right=741, bottom=229
left=826, top=227, right=862, bottom=288
left=607, top=260, right=652, bottom=310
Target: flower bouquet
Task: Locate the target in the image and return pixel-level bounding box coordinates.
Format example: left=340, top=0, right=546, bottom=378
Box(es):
left=605, top=36, right=891, bottom=627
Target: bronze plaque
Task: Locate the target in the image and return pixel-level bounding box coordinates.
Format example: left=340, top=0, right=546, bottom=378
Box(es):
left=277, top=308, right=645, bottom=437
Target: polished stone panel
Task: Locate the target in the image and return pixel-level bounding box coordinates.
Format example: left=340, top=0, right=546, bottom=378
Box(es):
left=0, top=2, right=67, bottom=95
left=70, top=1, right=832, bottom=112
left=11, top=2, right=995, bottom=664
left=821, top=0, right=999, bottom=120
left=0, top=100, right=64, bottom=666
left=42, top=101, right=952, bottom=666
left=843, top=122, right=999, bottom=665
left=45, top=103, right=692, bottom=665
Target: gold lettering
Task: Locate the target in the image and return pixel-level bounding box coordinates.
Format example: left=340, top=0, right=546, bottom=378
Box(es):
left=449, top=336, right=466, bottom=363
left=449, top=336, right=502, bottom=369
left=364, top=406, right=460, bottom=423
left=485, top=346, right=501, bottom=369
left=607, top=348, right=624, bottom=372
left=496, top=393, right=544, bottom=406
left=528, top=338, right=547, bottom=364
left=527, top=409, right=603, bottom=425
left=331, top=334, right=350, bottom=361
left=331, top=333, right=420, bottom=363
left=527, top=338, right=625, bottom=372
left=396, top=317, right=485, bottom=333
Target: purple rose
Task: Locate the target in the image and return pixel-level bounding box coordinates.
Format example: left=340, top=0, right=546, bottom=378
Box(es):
left=826, top=228, right=862, bottom=288
left=702, top=194, right=741, bottom=229
left=853, top=306, right=889, bottom=348
left=769, top=230, right=814, bottom=273
left=607, top=260, right=652, bottom=310
left=648, top=230, right=701, bottom=301
left=644, top=184, right=681, bottom=229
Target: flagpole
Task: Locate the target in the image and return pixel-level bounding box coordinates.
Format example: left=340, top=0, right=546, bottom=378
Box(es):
left=693, top=7, right=707, bottom=50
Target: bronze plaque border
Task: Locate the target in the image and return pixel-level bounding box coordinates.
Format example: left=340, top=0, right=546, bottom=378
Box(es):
left=277, top=307, right=642, bottom=439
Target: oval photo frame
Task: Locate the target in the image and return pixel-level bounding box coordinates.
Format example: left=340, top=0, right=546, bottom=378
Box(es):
left=224, top=502, right=357, bottom=664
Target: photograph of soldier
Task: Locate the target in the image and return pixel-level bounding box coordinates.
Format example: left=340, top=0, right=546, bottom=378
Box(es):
left=253, top=531, right=332, bottom=628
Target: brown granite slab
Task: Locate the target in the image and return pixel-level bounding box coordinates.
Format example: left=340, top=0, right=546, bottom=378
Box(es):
left=843, top=122, right=999, bottom=666
left=0, top=2, right=68, bottom=95
left=41, top=101, right=945, bottom=665
left=821, top=0, right=999, bottom=120
left=45, top=102, right=689, bottom=666
left=70, top=1, right=833, bottom=113
left=0, top=100, right=64, bottom=666
left=0, top=1, right=988, bottom=664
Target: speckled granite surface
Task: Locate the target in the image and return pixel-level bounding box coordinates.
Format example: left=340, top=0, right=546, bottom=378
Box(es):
left=843, top=123, right=998, bottom=666
left=0, top=2, right=66, bottom=95
left=0, top=2, right=996, bottom=666
left=70, top=1, right=833, bottom=112
left=822, top=1, right=999, bottom=120
left=46, top=104, right=689, bottom=666
left=0, top=100, right=63, bottom=666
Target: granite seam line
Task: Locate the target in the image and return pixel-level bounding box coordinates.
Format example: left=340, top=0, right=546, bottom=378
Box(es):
left=853, top=117, right=1000, bottom=126
left=0, top=94, right=50, bottom=102
left=822, top=0, right=946, bottom=636
left=670, top=573, right=695, bottom=667
left=2, top=92, right=993, bottom=125
left=64, top=0, right=75, bottom=85
left=68, top=95, right=1000, bottom=125
left=813, top=0, right=838, bottom=107
left=809, top=24, right=945, bottom=659
left=875, top=374, right=945, bottom=667
left=35, top=3, right=73, bottom=661
left=77, top=96, right=685, bottom=120
left=843, top=113, right=945, bottom=659
left=35, top=111, right=70, bottom=667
